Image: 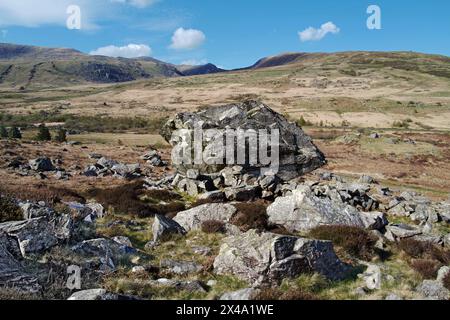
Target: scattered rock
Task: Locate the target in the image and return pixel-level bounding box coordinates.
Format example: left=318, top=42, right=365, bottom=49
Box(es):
left=174, top=203, right=237, bottom=232
left=152, top=214, right=186, bottom=243
left=416, top=280, right=449, bottom=300
left=160, top=259, right=202, bottom=275
left=29, top=157, right=55, bottom=172
left=67, top=289, right=138, bottom=300
left=267, top=185, right=366, bottom=232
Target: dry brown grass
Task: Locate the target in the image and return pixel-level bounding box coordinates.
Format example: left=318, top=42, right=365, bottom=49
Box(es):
left=308, top=225, right=377, bottom=261
left=230, top=201, right=269, bottom=232
left=410, top=259, right=442, bottom=279
left=255, top=287, right=319, bottom=300
left=201, top=220, right=226, bottom=234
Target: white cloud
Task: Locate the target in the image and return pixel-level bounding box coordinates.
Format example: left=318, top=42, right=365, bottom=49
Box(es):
left=90, top=44, right=152, bottom=58
left=298, top=22, right=340, bottom=42
left=180, top=59, right=208, bottom=66
left=110, top=0, right=158, bottom=8
left=170, top=27, right=206, bottom=50
left=0, top=0, right=158, bottom=28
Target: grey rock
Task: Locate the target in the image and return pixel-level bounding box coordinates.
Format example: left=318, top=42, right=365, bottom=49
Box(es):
left=152, top=214, right=186, bottom=243
left=358, top=264, right=382, bottom=290
left=437, top=266, right=450, bottom=283
left=160, top=259, right=202, bottom=275
left=385, top=224, right=422, bottom=241
left=198, top=190, right=226, bottom=202
left=0, top=217, right=70, bottom=256
left=67, top=289, right=137, bottom=300
left=220, top=288, right=260, bottom=300
left=224, top=185, right=261, bottom=201
left=191, top=245, right=212, bottom=256
left=186, top=169, right=200, bottom=180
left=161, top=100, right=326, bottom=181
left=0, top=232, right=41, bottom=293
left=112, top=236, right=133, bottom=247
left=213, top=229, right=350, bottom=284
left=71, top=238, right=136, bottom=269
left=358, top=175, right=376, bottom=184
left=19, top=201, right=55, bottom=219
left=267, top=186, right=365, bottom=232
left=359, top=212, right=389, bottom=230
left=173, top=203, right=237, bottom=232
left=416, top=280, right=449, bottom=300
left=29, top=157, right=55, bottom=172
left=177, top=178, right=198, bottom=197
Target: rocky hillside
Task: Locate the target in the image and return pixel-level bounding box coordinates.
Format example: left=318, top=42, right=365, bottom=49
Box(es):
left=177, top=63, right=225, bottom=76
left=242, top=51, right=450, bottom=80
left=1, top=101, right=450, bottom=300
left=0, top=43, right=226, bottom=89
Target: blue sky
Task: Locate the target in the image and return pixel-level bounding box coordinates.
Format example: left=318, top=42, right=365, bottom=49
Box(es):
left=0, top=0, right=449, bottom=69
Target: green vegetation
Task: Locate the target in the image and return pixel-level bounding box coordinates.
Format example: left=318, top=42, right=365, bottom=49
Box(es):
left=54, top=127, right=67, bottom=142
left=0, top=125, right=8, bottom=138
left=0, top=195, right=23, bottom=222
left=35, top=123, right=51, bottom=141
left=8, top=126, right=22, bottom=139
left=0, top=111, right=168, bottom=134
left=308, top=225, right=377, bottom=261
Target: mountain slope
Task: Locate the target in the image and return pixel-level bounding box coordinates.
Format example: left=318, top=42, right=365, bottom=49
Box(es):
left=0, top=43, right=184, bottom=88
left=177, top=63, right=225, bottom=76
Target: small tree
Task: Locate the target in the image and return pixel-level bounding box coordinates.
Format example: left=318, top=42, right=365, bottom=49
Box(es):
left=36, top=124, right=51, bottom=141
left=8, top=126, right=22, bottom=139
left=54, top=127, right=67, bottom=143
left=0, top=125, right=8, bottom=138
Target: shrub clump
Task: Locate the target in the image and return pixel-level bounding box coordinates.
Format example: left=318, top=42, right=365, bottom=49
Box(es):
left=308, top=225, right=377, bottom=261
left=410, top=259, right=442, bottom=279
left=397, top=238, right=450, bottom=264
left=35, top=123, right=51, bottom=141
left=230, top=201, right=268, bottom=232
left=201, top=220, right=226, bottom=234
left=0, top=195, right=23, bottom=222
left=397, top=238, right=450, bottom=280
left=88, top=181, right=152, bottom=216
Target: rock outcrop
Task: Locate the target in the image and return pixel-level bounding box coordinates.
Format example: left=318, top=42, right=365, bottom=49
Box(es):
left=162, top=100, right=326, bottom=181
left=267, top=185, right=387, bottom=232
left=213, top=229, right=350, bottom=284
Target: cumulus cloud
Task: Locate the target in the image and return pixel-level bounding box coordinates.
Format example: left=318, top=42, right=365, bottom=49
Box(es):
left=170, top=27, right=206, bottom=50
left=298, top=22, right=340, bottom=42
left=90, top=44, right=152, bottom=58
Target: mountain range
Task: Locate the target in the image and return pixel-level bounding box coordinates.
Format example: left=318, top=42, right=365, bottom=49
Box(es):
left=0, top=43, right=449, bottom=89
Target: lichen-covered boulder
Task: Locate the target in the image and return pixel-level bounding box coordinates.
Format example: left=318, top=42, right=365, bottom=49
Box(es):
left=162, top=100, right=326, bottom=181
left=213, top=229, right=350, bottom=284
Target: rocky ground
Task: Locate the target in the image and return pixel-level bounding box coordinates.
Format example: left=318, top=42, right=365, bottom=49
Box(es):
left=0, top=102, right=449, bottom=301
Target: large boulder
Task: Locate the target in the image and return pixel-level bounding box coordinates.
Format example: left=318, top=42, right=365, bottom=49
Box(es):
left=213, top=229, right=350, bottom=284
left=29, top=157, right=55, bottom=172
left=173, top=203, right=237, bottom=232
left=0, top=232, right=41, bottom=293
left=0, top=215, right=72, bottom=257
left=162, top=100, right=326, bottom=181
left=267, top=185, right=367, bottom=232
